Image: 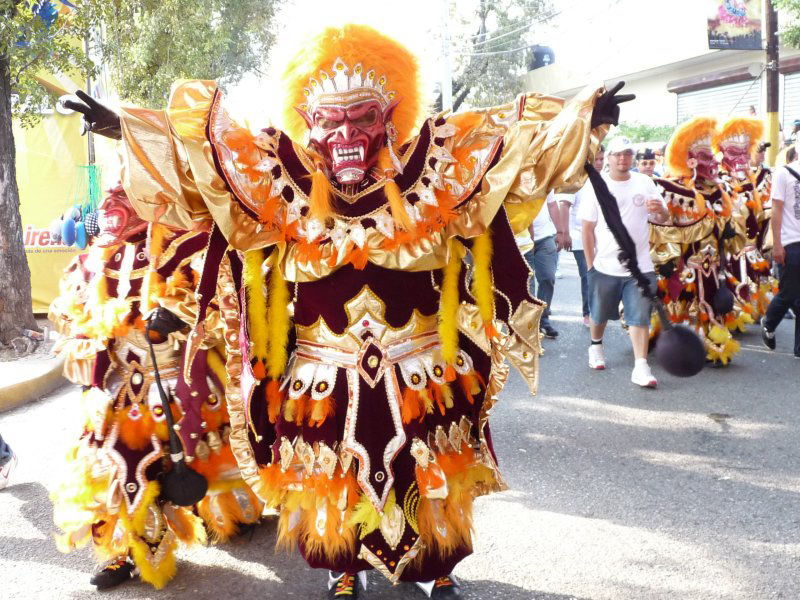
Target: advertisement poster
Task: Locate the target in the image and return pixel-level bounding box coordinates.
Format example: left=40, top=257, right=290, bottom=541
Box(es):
left=14, top=74, right=117, bottom=313
left=708, top=0, right=763, bottom=50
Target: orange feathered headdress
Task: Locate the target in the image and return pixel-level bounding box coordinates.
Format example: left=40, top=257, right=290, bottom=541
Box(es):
left=665, top=117, right=718, bottom=178
left=281, top=24, right=425, bottom=145
left=712, top=117, right=764, bottom=155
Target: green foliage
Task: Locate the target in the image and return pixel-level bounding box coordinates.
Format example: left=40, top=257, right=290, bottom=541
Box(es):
left=2, top=0, right=278, bottom=127
left=1, top=1, right=95, bottom=128
left=444, top=0, right=549, bottom=111
left=774, top=0, right=800, bottom=48
left=614, top=121, right=675, bottom=144
left=82, top=0, right=278, bottom=106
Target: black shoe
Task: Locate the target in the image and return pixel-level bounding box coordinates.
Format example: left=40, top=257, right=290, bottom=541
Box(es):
left=89, top=557, right=135, bottom=589
left=761, top=317, right=776, bottom=350
left=541, top=324, right=559, bottom=339
left=431, top=575, right=463, bottom=599
left=329, top=572, right=361, bottom=598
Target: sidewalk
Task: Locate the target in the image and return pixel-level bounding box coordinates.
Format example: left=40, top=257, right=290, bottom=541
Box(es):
left=0, top=318, right=66, bottom=413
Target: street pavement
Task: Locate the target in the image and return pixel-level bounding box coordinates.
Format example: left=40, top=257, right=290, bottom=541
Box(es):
left=1, top=254, right=799, bottom=599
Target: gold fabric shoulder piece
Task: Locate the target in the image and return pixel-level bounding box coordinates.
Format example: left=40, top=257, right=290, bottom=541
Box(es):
left=447, top=85, right=607, bottom=240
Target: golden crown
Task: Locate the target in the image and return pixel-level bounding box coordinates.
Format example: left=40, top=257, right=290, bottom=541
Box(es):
left=299, top=57, right=397, bottom=113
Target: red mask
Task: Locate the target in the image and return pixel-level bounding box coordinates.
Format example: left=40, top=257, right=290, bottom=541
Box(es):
left=303, top=99, right=397, bottom=185
left=689, top=148, right=719, bottom=183
left=720, top=143, right=751, bottom=179
left=96, top=185, right=148, bottom=246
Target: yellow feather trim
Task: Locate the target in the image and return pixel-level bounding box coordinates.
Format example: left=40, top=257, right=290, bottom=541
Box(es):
left=471, top=231, right=494, bottom=325
left=706, top=325, right=740, bottom=365
left=309, top=169, right=333, bottom=222
left=438, top=239, right=463, bottom=365
left=206, top=346, right=229, bottom=386
left=385, top=177, right=413, bottom=231
left=267, top=257, right=290, bottom=378
left=244, top=249, right=268, bottom=373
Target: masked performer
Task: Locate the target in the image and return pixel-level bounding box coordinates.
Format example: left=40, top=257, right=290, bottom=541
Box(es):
left=650, top=117, right=739, bottom=364
left=49, top=186, right=263, bottom=590
left=65, top=24, right=627, bottom=599
left=714, top=118, right=774, bottom=324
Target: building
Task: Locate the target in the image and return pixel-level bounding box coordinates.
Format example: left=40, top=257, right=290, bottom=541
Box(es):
left=526, top=0, right=800, bottom=134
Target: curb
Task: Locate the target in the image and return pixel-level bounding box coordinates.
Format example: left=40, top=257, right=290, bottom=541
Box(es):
left=0, top=355, right=67, bottom=414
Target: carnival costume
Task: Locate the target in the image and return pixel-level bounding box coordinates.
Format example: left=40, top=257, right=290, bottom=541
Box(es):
left=64, top=24, right=626, bottom=597
left=650, top=117, right=740, bottom=364
left=49, top=186, right=263, bottom=590
left=714, top=118, right=774, bottom=324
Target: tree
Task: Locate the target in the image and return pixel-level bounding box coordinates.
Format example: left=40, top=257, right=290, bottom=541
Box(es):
left=438, top=0, right=550, bottom=112
left=82, top=0, right=278, bottom=106
left=774, top=0, right=800, bottom=47
left=0, top=0, right=278, bottom=349
left=614, top=122, right=675, bottom=145
left=1, top=1, right=94, bottom=347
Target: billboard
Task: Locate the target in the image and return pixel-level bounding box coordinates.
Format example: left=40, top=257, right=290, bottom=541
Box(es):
left=707, top=0, right=763, bottom=50
left=14, top=74, right=118, bottom=313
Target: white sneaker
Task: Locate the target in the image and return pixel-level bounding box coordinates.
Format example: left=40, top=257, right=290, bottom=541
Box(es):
left=0, top=452, right=17, bottom=490
left=631, top=361, right=657, bottom=388
left=588, top=344, right=605, bottom=370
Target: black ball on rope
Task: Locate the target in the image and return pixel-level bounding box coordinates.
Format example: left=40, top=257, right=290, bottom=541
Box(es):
left=654, top=323, right=706, bottom=377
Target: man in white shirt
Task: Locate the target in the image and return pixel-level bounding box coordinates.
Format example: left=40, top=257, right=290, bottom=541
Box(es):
left=517, top=191, right=563, bottom=339
left=761, top=156, right=800, bottom=357
left=578, top=137, right=669, bottom=387
left=559, top=145, right=604, bottom=327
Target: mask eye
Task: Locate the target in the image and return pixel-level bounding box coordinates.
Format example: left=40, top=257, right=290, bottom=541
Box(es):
left=316, top=116, right=342, bottom=129
left=352, top=109, right=378, bottom=126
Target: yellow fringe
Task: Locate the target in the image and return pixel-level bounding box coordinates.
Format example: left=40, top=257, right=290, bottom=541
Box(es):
left=438, top=239, right=463, bottom=365
left=244, top=249, right=268, bottom=377
left=707, top=325, right=740, bottom=365
left=309, top=169, right=333, bottom=221
left=385, top=178, right=413, bottom=231
left=471, top=231, right=494, bottom=326
left=267, top=257, right=290, bottom=378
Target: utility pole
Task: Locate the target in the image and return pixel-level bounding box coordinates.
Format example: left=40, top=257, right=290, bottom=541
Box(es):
left=84, top=33, right=95, bottom=166
left=765, top=0, right=779, bottom=166
left=440, top=0, right=453, bottom=111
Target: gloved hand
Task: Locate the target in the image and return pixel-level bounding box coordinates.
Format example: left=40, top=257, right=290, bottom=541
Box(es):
left=62, top=90, right=122, bottom=140
left=591, top=81, right=636, bottom=129
left=721, top=221, right=736, bottom=240
left=146, top=308, right=187, bottom=338
left=657, top=261, right=677, bottom=278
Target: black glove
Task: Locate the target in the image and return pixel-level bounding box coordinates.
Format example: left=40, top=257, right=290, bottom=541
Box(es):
left=591, top=81, right=636, bottom=129
left=657, top=261, right=677, bottom=279
left=146, top=308, right=187, bottom=337
left=721, top=222, right=736, bottom=240
left=62, top=90, right=122, bottom=140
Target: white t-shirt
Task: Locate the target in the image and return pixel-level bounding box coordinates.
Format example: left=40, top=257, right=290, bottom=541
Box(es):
left=531, top=191, right=558, bottom=242
left=577, top=171, right=665, bottom=277
left=560, top=182, right=594, bottom=251
left=770, top=161, right=800, bottom=246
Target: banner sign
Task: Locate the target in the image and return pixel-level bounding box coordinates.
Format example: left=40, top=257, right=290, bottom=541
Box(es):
left=708, top=0, right=763, bottom=50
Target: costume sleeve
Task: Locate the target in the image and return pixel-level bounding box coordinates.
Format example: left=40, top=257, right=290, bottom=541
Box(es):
left=455, top=208, right=545, bottom=395
left=119, top=79, right=286, bottom=252
left=442, top=85, right=608, bottom=239
left=49, top=252, right=106, bottom=385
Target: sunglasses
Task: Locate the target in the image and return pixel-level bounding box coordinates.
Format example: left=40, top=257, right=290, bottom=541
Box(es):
left=639, top=159, right=656, bottom=167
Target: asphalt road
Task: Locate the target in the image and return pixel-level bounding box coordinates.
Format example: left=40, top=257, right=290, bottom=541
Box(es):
left=1, top=254, right=799, bottom=600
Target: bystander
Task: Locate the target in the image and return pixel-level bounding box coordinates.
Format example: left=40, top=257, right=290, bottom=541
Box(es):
left=636, top=148, right=657, bottom=177
left=761, top=153, right=800, bottom=357
left=518, top=192, right=563, bottom=339
left=0, top=433, right=16, bottom=489
left=559, top=145, right=605, bottom=326
left=579, top=137, right=669, bottom=387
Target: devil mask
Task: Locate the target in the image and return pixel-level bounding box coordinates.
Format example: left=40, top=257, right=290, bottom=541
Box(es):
left=95, top=185, right=148, bottom=246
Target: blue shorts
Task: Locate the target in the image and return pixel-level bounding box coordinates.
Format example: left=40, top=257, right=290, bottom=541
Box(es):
left=587, top=269, right=656, bottom=327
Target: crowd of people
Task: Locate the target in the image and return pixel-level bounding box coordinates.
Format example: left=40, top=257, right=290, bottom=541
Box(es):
left=518, top=117, right=800, bottom=390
